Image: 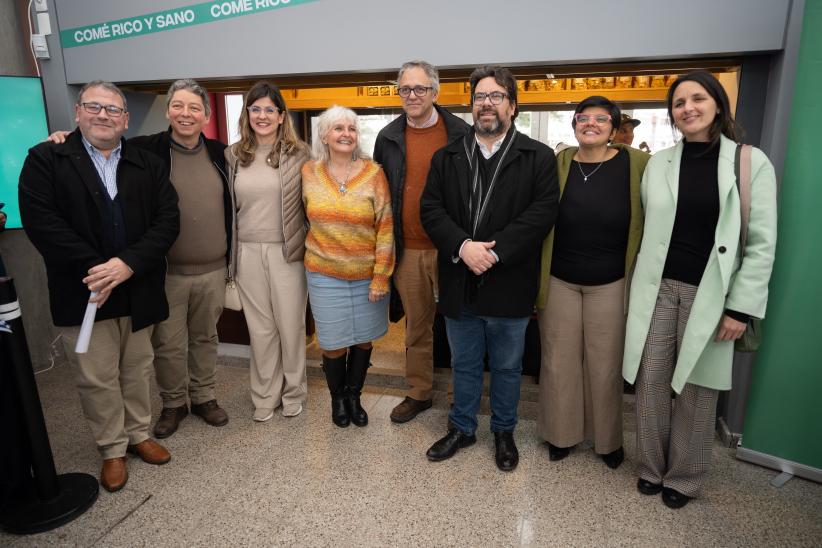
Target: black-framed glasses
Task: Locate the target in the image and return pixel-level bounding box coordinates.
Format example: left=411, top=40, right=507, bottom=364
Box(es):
left=574, top=113, right=612, bottom=125
left=80, top=102, right=126, bottom=117
left=473, top=92, right=507, bottom=105
left=247, top=106, right=280, bottom=115
left=397, top=86, right=433, bottom=98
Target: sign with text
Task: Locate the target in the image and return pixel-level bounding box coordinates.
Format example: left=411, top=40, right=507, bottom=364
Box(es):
left=60, top=0, right=318, bottom=48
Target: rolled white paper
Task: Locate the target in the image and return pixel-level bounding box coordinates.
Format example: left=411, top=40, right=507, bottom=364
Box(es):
left=75, top=291, right=98, bottom=354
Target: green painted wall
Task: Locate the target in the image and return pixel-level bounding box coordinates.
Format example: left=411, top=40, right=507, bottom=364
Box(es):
left=742, top=0, right=822, bottom=468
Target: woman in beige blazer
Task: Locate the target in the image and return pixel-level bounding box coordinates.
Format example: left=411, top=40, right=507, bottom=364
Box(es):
left=226, top=81, right=310, bottom=422
left=623, top=71, right=777, bottom=508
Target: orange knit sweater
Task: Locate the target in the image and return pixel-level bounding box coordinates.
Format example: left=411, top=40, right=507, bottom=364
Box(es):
left=302, top=159, right=395, bottom=293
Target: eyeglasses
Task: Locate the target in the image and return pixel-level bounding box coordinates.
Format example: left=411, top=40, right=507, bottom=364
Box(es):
left=574, top=113, right=612, bottom=125
left=247, top=106, right=280, bottom=115
left=397, top=86, right=433, bottom=98
left=473, top=92, right=507, bottom=105
left=80, top=102, right=126, bottom=117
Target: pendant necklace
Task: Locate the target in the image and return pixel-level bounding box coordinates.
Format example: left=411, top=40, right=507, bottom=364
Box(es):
left=331, top=160, right=353, bottom=194
left=577, top=159, right=605, bottom=182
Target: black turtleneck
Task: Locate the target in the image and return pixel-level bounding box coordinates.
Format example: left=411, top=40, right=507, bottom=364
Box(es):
left=662, top=140, right=720, bottom=286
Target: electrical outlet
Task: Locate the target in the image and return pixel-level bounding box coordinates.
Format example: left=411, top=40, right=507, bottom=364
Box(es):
left=31, top=34, right=50, bottom=59
left=34, top=0, right=48, bottom=12
left=37, top=12, right=51, bottom=35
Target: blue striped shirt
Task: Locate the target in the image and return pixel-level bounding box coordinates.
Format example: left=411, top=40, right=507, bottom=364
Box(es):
left=82, top=136, right=122, bottom=199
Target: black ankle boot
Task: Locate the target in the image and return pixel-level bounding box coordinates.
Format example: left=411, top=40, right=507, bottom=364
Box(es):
left=322, top=354, right=349, bottom=428
left=345, top=345, right=372, bottom=427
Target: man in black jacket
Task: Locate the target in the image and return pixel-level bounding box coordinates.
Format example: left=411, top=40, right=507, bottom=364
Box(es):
left=420, top=67, right=559, bottom=471
left=373, top=60, right=469, bottom=423
left=49, top=79, right=232, bottom=438
left=19, top=81, right=180, bottom=492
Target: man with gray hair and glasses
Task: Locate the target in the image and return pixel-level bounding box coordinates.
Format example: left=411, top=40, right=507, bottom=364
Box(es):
left=373, top=60, right=469, bottom=423
left=50, top=79, right=233, bottom=438
left=21, top=80, right=180, bottom=491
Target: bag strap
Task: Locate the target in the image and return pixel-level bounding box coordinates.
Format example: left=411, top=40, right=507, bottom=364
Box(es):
left=735, top=144, right=753, bottom=249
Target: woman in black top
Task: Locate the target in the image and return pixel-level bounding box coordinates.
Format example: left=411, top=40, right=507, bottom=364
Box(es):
left=536, top=96, right=650, bottom=469
left=623, top=71, right=777, bottom=509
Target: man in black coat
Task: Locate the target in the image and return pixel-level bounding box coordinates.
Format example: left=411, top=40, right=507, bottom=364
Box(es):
left=19, top=81, right=180, bottom=492
left=420, top=66, right=559, bottom=471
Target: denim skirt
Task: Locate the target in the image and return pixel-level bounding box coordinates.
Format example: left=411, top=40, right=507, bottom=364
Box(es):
left=306, top=271, right=388, bottom=350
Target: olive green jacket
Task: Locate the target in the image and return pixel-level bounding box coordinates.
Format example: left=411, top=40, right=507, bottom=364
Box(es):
left=535, top=144, right=650, bottom=309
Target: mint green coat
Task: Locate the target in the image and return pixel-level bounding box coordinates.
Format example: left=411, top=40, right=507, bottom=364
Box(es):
left=622, top=135, right=777, bottom=393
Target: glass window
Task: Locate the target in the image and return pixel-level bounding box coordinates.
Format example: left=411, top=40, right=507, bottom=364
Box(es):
left=224, top=94, right=244, bottom=145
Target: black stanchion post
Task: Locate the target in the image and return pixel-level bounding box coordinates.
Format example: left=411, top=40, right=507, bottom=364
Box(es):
left=0, top=277, right=98, bottom=535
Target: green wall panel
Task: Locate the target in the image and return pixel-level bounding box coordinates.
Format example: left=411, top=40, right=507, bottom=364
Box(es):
left=742, top=0, right=822, bottom=469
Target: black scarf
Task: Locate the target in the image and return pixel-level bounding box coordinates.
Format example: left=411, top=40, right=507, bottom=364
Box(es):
left=463, top=125, right=517, bottom=238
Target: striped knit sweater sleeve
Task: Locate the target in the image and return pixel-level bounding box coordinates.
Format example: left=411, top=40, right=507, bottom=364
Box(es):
left=301, top=159, right=395, bottom=293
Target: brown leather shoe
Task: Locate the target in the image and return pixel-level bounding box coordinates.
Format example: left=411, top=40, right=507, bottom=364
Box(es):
left=153, top=404, right=188, bottom=439
left=191, top=399, right=229, bottom=427
left=390, top=396, right=433, bottom=423
left=127, top=439, right=171, bottom=465
left=100, top=457, right=128, bottom=492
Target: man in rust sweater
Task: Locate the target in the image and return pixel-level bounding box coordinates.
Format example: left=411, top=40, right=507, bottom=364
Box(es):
left=373, top=60, right=470, bottom=423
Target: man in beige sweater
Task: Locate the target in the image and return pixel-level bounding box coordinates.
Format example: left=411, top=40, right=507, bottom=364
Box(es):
left=128, top=80, right=232, bottom=437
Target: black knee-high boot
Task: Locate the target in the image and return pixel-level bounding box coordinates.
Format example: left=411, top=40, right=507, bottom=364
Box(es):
left=322, top=353, right=349, bottom=428
left=346, top=345, right=372, bottom=427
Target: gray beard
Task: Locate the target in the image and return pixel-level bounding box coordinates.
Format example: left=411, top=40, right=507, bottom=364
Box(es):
left=475, top=112, right=505, bottom=137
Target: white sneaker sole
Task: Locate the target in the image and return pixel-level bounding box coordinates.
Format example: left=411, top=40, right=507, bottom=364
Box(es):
left=253, top=410, right=274, bottom=422
left=282, top=405, right=303, bottom=418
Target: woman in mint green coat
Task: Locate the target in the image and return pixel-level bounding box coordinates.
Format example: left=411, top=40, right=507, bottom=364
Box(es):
left=622, top=71, right=777, bottom=509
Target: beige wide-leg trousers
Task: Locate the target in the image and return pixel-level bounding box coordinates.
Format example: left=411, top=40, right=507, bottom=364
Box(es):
left=393, top=248, right=439, bottom=401
left=635, top=278, right=719, bottom=498
left=59, top=318, right=153, bottom=459
left=237, top=242, right=307, bottom=411
left=152, top=268, right=226, bottom=408
left=537, top=276, right=625, bottom=454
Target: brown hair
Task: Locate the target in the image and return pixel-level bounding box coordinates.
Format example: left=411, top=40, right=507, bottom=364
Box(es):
left=231, top=81, right=307, bottom=168
left=469, top=66, right=518, bottom=119
left=666, top=70, right=742, bottom=145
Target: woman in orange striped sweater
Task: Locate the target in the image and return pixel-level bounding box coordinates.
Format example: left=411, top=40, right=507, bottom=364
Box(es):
left=302, top=105, right=395, bottom=428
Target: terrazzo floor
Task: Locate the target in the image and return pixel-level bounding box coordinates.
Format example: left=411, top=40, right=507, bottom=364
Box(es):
left=2, top=352, right=821, bottom=547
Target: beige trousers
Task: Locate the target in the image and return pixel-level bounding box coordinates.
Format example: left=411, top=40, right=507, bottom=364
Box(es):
left=537, top=276, right=625, bottom=454
left=635, top=278, right=719, bottom=497
left=59, top=318, right=153, bottom=459
left=152, top=268, right=225, bottom=407
left=393, top=248, right=439, bottom=401
left=237, top=242, right=307, bottom=411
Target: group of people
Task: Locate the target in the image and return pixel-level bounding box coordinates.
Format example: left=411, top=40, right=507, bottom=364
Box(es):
left=17, top=60, right=776, bottom=510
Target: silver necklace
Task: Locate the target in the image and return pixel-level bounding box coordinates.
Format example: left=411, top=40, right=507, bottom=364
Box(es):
left=576, top=158, right=605, bottom=182
left=330, top=161, right=353, bottom=194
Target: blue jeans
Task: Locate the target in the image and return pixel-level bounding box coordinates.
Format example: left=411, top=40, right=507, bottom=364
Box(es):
left=445, top=307, right=530, bottom=435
